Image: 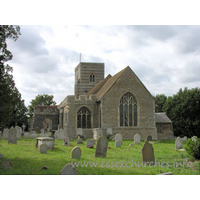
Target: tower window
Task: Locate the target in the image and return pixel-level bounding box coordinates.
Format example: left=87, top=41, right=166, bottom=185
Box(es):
left=90, top=73, right=95, bottom=82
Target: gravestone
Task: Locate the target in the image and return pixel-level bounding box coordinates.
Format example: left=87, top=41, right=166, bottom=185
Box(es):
left=146, top=135, right=152, bottom=141
left=86, top=139, right=96, bottom=147
left=54, top=130, right=58, bottom=139
left=142, top=140, right=155, bottom=164
left=0, top=154, right=3, bottom=159
left=15, top=126, right=22, bottom=140
left=129, top=143, right=134, bottom=146
left=115, top=133, right=122, bottom=142
left=3, top=128, right=9, bottom=140
left=8, top=127, right=17, bottom=144
left=24, top=132, right=30, bottom=138
left=2, top=159, right=13, bottom=169
left=134, top=134, right=141, bottom=144
left=63, top=137, right=69, bottom=145
left=115, top=140, right=121, bottom=147
left=30, top=131, right=37, bottom=138
left=77, top=128, right=83, bottom=136
left=71, top=146, right=81, bottom=159
left=95, top=136, right=108, bottom=157
left=40, top=144, right=47, bottom=153
left=60, top=163, right=78, bottom=175
left=22, top=124, right=26, bottom=134
left=77, top=137, right=83, bottom=144
left=192, top=136, right=197, bottom=142
left=175, top=137, right=183, bottom=149
left=58, top=129, right=65, bottom=140
left=107, top=128, right=113, bottom=136
left=182, top=136, right=187, bottom=141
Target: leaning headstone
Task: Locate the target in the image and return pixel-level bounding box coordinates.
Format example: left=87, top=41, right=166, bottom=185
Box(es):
left=2, top=159, right=13, bottom=169
left=8, top=126, right=17, bottom=144
left=115, top=133, right=122, bottom=142
left=134, top=134, right=141, bottom=144
left=142, top=140, right=155, bottom=164
left=40, top=144, right=47, bottom=154
left=95, top=136, right=108, bottom=157
left=146, top=135, right=152, bottom=141
left=115, top=140, right=122, bottom=147
left=71, top=146, right=81, bottom=159
left=175, top=137, right=183, bottom=149
left=86, top=139, right=96, bottom=147
left=0, top=154, right=3, bottom=159
left=60, top=163, right=78, bottom=175
left=77, top=137, right=83, bottom=144
left=3, top=128, right=9, bottom=140
left=24, top=132, right=30, bottom=138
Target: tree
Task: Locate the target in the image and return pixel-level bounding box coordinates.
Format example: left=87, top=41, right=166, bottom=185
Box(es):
left=28, top=94, right=57, bottom=118
left=163, top=87, right=200, bottom=138
left=0, top=25, right=27, bottom=130
left=154, top=94, right=167, bottom=112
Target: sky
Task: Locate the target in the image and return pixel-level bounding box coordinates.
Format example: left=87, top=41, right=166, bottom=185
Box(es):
left=7, top=25, right=200, bottom=107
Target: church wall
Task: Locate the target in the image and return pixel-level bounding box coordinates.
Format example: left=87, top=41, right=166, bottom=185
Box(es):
left=156, top=123, right=174, bottom=140
left=32, top=106, right=59, bottom=133
left=100, top=67, right=157, bottom=139
left=61, top=94, right=99, bottom=139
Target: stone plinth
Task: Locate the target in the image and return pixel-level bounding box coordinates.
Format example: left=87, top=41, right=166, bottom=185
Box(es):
left=36, top=137, right=54, bottom=150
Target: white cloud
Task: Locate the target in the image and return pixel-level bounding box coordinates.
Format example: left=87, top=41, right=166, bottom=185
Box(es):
left=6, top=25, right=200, bottom=107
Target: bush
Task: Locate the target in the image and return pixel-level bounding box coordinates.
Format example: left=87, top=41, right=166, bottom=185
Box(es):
left=185, top=138, right=200, bottom=160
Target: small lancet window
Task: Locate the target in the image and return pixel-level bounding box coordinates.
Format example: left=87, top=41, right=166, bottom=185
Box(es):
left=90, top=73, right=95, bottom=82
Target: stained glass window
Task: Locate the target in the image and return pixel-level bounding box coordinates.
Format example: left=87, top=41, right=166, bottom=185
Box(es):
left=119, top=92, right=137, bottom=127
left=77, top=107, right=91, bottom=129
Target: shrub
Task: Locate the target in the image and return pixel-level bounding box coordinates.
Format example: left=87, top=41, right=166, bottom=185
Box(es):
left=185, top=138, right=200, bottom=160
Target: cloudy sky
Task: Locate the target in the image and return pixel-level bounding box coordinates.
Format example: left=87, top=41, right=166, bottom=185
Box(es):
left=6, top=25, right=200, bottom=107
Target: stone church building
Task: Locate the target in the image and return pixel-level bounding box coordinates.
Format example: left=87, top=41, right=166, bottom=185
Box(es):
left=32, top=62, right=174, bottom=140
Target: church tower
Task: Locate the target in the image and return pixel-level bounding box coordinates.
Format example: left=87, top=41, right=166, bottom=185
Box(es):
left=74, top=62, right=104, bottom=98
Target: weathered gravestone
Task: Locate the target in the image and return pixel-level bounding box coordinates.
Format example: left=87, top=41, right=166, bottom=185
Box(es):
left=2, top=159, right=13, bottom=169
left=60, top=163, right=78, bottom=175
left=115, top=133, right=122, bottom=142
left=71, top=146, right=81, bottom=159
left=142, top=140, right=155, bottom=165
left=3, top=128, right=9, bottom=140
left=24, top=132, right=30, bottom=138
left=77, top=137, right=83, bottom=144
left=175, top=137, right=183, bottom=149
left=8, top=127, right=17, bottom=144
left=95, top=136, right=108, bottom=157
left=134, top=134, right=141, bottom=144
left=115, top=140, right=121, bottom=147
left=31, top=131, right=37, bottom=138
left=58, top=129, right=65, bottom=140
left=182, top=136, right=187, bottom=141
left=86, top=139, right=96, bottom=147
left=192, top=136, right=197, bottom=142
left=40, top=144, right=47, bottom=154
left=146, top=135, right=152, bottom=141
left=15, top=126, right=22, bottom=140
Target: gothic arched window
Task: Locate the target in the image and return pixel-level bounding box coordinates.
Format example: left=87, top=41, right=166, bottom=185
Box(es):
left=119, top=92, right=137, bottom=127
left=90, top=73, right=95, bottom=82
left=77, top=107, right=91, bottom=129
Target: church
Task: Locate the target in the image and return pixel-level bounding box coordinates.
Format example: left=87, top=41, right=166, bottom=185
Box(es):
left=32, top=62, right=174, bottom=140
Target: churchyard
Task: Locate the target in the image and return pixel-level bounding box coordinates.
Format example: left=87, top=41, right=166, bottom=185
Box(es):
left=0, top=133, right=199, bottom=175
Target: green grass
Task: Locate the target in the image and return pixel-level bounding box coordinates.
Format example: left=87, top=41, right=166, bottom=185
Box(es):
left=0, top=137, right=199, bottom=175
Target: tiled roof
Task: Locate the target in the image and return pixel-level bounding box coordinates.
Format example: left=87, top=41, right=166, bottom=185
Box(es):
left=155, top=113, right=172, bottom=123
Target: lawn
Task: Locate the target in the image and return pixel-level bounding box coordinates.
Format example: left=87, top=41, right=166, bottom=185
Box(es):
left=0, top=136, right=199, bottom=175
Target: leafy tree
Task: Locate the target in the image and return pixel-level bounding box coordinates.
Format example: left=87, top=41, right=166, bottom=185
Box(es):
left=154, top=94, right=167, bottom=112
left=163, top=87, right=200, bottom=138
left=28, top=94, right=57, bottom=118
left=0, top=25, right=27, bottom=130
